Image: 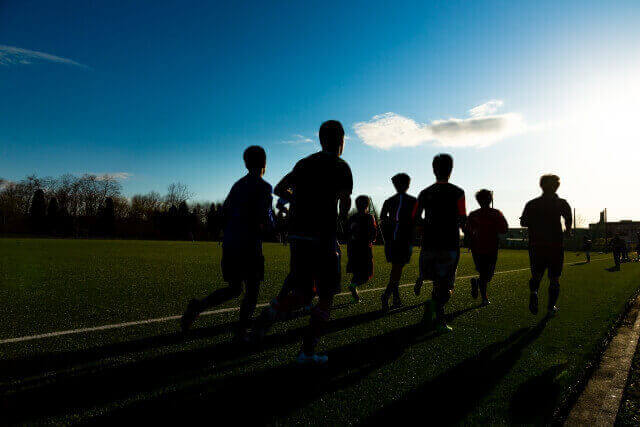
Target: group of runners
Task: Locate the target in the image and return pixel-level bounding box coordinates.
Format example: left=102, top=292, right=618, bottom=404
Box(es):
left=181, top=120, right=575, bottom=365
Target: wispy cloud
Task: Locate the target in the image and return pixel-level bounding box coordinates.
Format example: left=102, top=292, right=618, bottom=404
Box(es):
left=92, top=172, right=132, bottom=181
left=0, top=45, right=89, bottom=69
left=281, top=134, right=315, bottom=144
left=468, top=99, right=503, bottom=117
left=353, top=100, right=528, bottom=149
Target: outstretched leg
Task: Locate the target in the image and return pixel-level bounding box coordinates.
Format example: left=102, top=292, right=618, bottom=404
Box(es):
left=182, top=281, right=243, bottom=332
left=528, top=272, right=543, bottom=315
left=382, top=263, right=403, bottom=310
left=238, top=279, right=260, bottom=331
left=547, top=278, right=560, bottom=316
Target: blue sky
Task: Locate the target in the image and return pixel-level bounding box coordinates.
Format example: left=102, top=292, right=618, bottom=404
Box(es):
left=1, top=0, right=639, bottom=225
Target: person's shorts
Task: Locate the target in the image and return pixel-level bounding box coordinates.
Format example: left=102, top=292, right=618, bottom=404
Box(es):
left=222, top=247, right=264, bottom=283
left=419, top=249, right=459, bottom=289
left=472, top=251, right=498, bottom=281
left=347, top=244, right=374, bottom=284
left=384, top=239, right=413, bottom=265
left=529, top=245, right=564, bottom=279
left=289, top=238, right=342, bottom=296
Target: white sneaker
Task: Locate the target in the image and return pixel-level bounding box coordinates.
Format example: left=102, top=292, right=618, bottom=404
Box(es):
left=296, top=352, right=328, bottom=365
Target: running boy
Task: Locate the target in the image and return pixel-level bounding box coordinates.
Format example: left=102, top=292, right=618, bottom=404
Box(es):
left=467, top=189, right=508, bottom=306
left=520, top=174, right=572, bottom=318
left=380, top=173, right=418, bottom=310
left=255, top=120, right=352, bottom=365
left=346, top=196, right=377, bottom=303
left=414, top=154, right=466, bottom=333
left=181, top=146, right=273, bottom=341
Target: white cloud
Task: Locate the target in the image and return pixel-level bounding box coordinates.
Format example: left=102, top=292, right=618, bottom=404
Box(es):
left=281, top=134, right=314, bottom=144
left=353, top=101, right=528, bottom=149
left=0, top=45, right=89, bottom=68
left=93, top=172, right=132, bottom=181
left=468, top=100, right=503, bottom=117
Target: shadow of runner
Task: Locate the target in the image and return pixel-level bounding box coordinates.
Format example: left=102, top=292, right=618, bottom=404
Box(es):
left=83, top=317, right=447, bottom=424
left=360, top=318, right=550, bottom=426
left=1, top=304, right=428, bottom=423
left=0, top=302, right=352, bottom=382
left=509, top=363, right=568, bottom=424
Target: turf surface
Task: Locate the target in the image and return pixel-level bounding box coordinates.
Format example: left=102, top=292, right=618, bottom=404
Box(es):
left=0, top=238, right=639, bottom=424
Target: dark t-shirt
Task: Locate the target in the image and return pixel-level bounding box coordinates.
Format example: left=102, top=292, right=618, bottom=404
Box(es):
left=381, top=193, right=418, bottom=244
left=222, top=174, right=273, bottom=253
left=287, top=151, right=353, bottom=238
left=347, top=213, right=377, bottom=247
left=520, top=193, right=572, bottom=248
left=417, top=182, right=466, bottom=250
left=467, top=207, right=509, bottom=254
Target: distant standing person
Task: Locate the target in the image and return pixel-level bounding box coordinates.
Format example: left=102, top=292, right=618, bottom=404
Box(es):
left=380, top=173, right=418, bottom=310
left=414, top=154, right=467, bottom=333
left=346, top=196, right=377, bottom=303
left=582, top=235, right=593, bottom=263
left=520, top=174, right=572, bottom=318
left=611, top=233, right=625, bottom=271
left=181, top=146, right=274, bottom=341
left=466, top=190, right=508, bottom=306
left=254, top=120, right=352, bottom=365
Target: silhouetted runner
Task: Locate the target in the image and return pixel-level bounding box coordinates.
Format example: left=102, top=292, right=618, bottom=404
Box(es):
left=414, top=154, right=466, bottom=333
left=520, top=174, right=572, bottom=318
left=467, top=189, right=508, bottom=306
left=181, top=146, right=273, bottom=341
left=380, top=173, right=418, bottom=310
left=255, top=120, right=353, bottom=365
left=582, top=234, right=592, bottom=263
left=346, top=195, right=377, bottom=303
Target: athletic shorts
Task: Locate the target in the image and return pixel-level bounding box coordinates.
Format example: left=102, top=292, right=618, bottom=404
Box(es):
left=384, top=239, right=413, bottom=265
left=221, top=247, right=264, bottom=283
left=472, top=251, right=498, bottom=281
left=419, top=249, right=460, bottom=289
left=346, top=244, right=374, bottom=284
left=529, top=245, right=564, bottom=279
left=289, top=238, right=342, bottom=296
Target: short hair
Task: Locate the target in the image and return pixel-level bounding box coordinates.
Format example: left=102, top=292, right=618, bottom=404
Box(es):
left=391, top=173, right=411, bottom=193
left=433, top=154, right=453, bottom=180
left=319, top=120, right=345, bottom=152
left=243, top=145, right=266, bottom=169
left=475, top=189, right=493, bottom=207
left=539, top=174, right=560, bottom=193
left=355, top=195, right=370, bottom=212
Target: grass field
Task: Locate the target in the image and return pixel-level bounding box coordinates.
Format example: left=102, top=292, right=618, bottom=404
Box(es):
left=0, top=238, right=639, bottom=425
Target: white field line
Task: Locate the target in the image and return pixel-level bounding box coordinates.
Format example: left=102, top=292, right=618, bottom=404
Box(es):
left=0, top=257, right=608, bottom=346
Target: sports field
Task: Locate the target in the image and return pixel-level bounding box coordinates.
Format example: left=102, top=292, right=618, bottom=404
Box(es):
left=0, top=238, right=638, bottom=424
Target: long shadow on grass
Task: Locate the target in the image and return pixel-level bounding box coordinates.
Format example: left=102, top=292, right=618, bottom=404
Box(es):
left=0, top=305, right=320, bottom=382
left=2, top=303, right=446, bottom=423
left=360, top=318, right=550, bottom=425
left=59, top=314, right=453, bottom=424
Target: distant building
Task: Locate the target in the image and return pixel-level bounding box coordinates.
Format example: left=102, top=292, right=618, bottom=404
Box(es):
left=589, top=220, right=640, bottom=242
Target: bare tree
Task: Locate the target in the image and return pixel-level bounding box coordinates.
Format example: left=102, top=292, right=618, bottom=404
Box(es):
left=130, top=191, right=162, bottom=220
left=165, top=182, right=193, bottom=208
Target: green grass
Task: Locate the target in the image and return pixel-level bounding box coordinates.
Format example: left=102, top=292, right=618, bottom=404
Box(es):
left=0, top=238, right=638, bottom=425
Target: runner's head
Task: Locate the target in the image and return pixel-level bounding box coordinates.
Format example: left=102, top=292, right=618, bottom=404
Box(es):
left=355, top=195, right=370, bottom=213
left=539, top=174, right=560, bottom=194
left=319, top=120, right=345, bottom=156
left=475, top=189, right=493, bottom=208
left=432, top=154, right=453, bottom=182
left=243, top=145, right=267, bottom=176
left=391, top=173, right=411, bottom=194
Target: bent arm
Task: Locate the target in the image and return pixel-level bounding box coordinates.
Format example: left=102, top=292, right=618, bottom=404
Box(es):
left=274, top=171, right=295, bottom=201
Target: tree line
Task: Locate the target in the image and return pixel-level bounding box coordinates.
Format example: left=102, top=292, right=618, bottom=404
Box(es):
left=0, top=174, right=227, bottom=240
